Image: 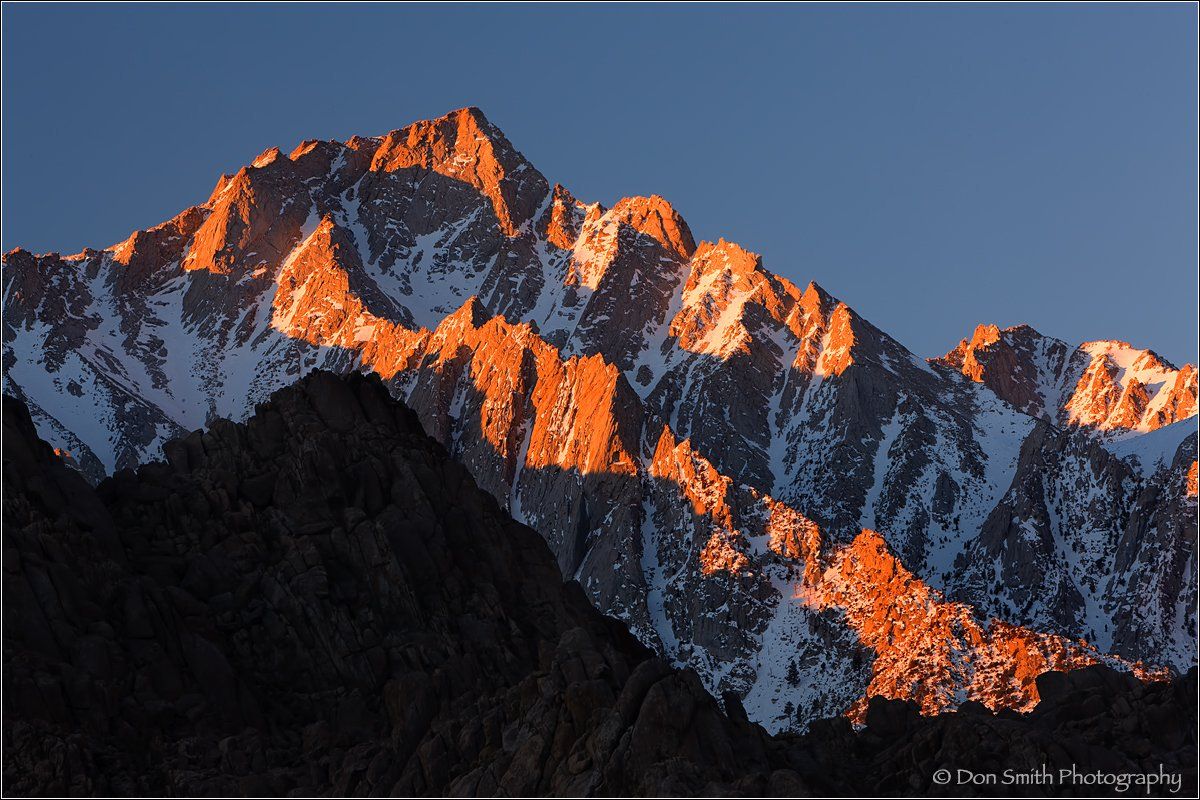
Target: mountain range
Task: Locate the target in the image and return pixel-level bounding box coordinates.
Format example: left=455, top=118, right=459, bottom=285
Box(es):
left=3, top=107, right=1196, bottom=733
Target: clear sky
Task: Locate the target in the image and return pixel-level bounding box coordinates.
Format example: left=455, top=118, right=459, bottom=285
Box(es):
left=3, top=3, right=1196, bottom=364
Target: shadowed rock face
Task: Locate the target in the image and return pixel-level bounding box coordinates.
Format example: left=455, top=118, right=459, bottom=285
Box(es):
left=2, top=374, right=1196, bottom=797
left=1, top=373, right=777, bottom=796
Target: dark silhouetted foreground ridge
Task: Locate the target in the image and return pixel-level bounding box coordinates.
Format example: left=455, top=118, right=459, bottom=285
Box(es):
left=3, top=372, right=1195, bottom=796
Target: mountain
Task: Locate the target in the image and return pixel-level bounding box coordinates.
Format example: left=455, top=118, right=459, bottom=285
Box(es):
left=1, top=372, right=777, bottom=796
left=4, top=375, right=1196, bottom=796
left=937, top=323, right=1197, bottom=435
left=3, top=107, right=1196, bottom=731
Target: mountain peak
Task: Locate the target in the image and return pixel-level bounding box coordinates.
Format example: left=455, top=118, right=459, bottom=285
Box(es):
left=368, top=107, right=548, bottom=236
left=374, top=106, right=510, bottom=163
left=1062, top=341, right=1196, bottom=432
left=938, top=323, right=1197, bottom=433
left=443, top=104, right=489, bottom=124
left=1081, top=338, right=1134, bottom=352
left=970, top=323, right=1002, bottom=346
left=800, top=280, right=837, bottom=309
left=950, top=323, right=1059, bottom=354
left=1079, top=339, right=1178, bottom=372
left=609, top=194, right=696, bottom=260
left=540, top=183, right=586, bottom=249
left=689, top=238, right=762, bottom=278
left=251, top=146, right=284, bottom=168
left=287, top=138, right=325, bottom=161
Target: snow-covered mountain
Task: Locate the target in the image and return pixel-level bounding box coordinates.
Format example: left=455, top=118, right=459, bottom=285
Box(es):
left=937, top=323, right=1197, bottom=435
left=4, top=107, right=1196, bottom=731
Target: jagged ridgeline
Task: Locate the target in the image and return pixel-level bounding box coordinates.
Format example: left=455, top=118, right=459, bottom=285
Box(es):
left=3, top=108, right=1197, bottom=733
left=3, top=373, right=1196, bottom=796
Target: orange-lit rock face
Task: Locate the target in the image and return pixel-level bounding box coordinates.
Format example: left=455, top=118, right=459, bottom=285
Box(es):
left=649, top=426, right=733, bottom=522
left=110, top=207, right=209, bottom=290
left=938, top=323, right=1077, bottom=421
left=785, top=281, right=846, bottom=373
left=637, top=428, right=1164, bottom=726
left=527, top=352, right=642, bottom=476
left=541, top=184, right=586, bottom=250
left=669, top=239, right=792, bottom=358
left=786, top=527, right=1161, bottom=722
left=1064, top=342, right=1196, bottom=433
left=1106, top=377, right=1150, bottom=431
left=817, top=304, right=857, bottom=377
left=949, top=323, right=1003, bottom=382
left=562, top=204, right=623, bottom=292
left=554, top=195, right=694, bottom=296
left=648, top=427, right=751, bottom=576
left=699, top=530, right=752, bottom=576
left=402, top=297, right=644, bottom=485
left=368, top=107, right=543, bottom=237
left=639, top=446, right=1167, bottom=724
left=1152, top=365, right=1200, bottom=430
left=269, top=216, right=426, bottom=380
left=817, top=530, right=1071, bottom=719
left=938, top=325, right=1197, bottom=434
left=182, top=163, right=311, bottom=277
left=609, top=195, right=696, bottom=262
left=763, top=498, right=824, bottom=589
left=1188, top=461, right=1198, bottom=499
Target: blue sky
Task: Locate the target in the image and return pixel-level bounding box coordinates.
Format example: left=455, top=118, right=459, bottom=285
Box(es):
left=3, top=3, right=1196, bottom=363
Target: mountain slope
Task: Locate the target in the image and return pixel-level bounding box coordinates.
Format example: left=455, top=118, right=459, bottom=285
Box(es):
left=4, top=376, right=1196, bottom=796
left=0, top=374, right=782, bottom=795
left=4, top=107, right=1196, bottom=728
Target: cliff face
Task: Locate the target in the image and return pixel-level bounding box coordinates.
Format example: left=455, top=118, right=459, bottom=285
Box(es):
left=4, top=107, right=1196, bottom=731
left=3, top=376, right=1196, bottom=797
